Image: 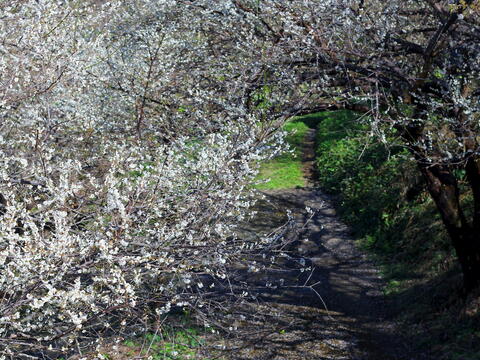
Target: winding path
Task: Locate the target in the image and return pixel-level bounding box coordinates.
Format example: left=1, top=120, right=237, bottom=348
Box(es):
left=216, top=129, right=424, bottom=360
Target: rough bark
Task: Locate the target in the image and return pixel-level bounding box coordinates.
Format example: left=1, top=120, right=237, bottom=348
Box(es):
left=466, top=157, right=480, bottom=232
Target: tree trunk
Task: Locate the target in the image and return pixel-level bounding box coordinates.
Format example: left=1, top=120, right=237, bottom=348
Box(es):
left=456, top=231, right=480, bottom=293
left=466, top=156, right=480, bottom=232
left=420, top=163, right=480, bottom=292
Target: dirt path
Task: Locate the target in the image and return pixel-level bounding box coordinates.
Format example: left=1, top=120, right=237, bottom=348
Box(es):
left=213, top=129, right=425, bottom=359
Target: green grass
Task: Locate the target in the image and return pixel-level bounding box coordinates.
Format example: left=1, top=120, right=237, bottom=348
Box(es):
left=109, top=326, right=217, bottom=360
left=118, top=326, right=213, bottom=360
left=314, top=110, right=452, bottom=276
left=98, top=311, right=217, bottom=360
left=256, top=159, right=305, bottom=190
left=255, top=114, right=322, bottom=190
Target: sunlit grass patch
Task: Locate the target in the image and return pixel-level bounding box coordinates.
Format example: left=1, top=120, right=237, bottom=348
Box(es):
left=255, top=114, right=321, bottom=190
left=255, top=156, right=305, bottom=190
left=121, top=328, right=207, bottom=360
left=96, top=326, right=214, bottom=360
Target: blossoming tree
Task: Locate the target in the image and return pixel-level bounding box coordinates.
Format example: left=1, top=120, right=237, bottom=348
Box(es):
left=0, top=0, right=291, bottom=357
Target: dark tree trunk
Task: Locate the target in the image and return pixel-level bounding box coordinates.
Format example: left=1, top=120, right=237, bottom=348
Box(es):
left=463, top=156, right=480, bottom=292
left=466, top=157, right=480, bottom=232
left=456, top=231, right=480, bottom=293
left=419, top=162, right=480, bottom=292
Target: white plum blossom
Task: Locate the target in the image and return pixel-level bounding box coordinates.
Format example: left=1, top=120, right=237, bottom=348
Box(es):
left=0, top=0, right=290, bottom=357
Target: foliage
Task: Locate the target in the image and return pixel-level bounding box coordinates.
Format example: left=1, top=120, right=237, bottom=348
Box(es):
left=255, top=0, right=480, bottom=290
left=316, top=110, right=403, bottom=233
left=121, top=328, right=208, bottom=360
left=205, top=0, right=480, bottom=291
left=315, top=110, right=480, bottom=358
left=2, top=0, right=480, bottom=357
left=315, top=110, right=366, bottom=192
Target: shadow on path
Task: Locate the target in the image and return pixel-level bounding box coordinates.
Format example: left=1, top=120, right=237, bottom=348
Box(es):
left=212, top=130, right=428, bottom=360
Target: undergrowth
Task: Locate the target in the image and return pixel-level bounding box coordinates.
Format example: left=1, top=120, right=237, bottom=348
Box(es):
left=315, top=110, right=453, bottom=283
left=120, top=328, right=208, bottom=360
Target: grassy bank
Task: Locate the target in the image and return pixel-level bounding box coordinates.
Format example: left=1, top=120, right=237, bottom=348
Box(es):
left=314, top=110, right=480, bottom=360
left=315, top=111, right=452, bottom=274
